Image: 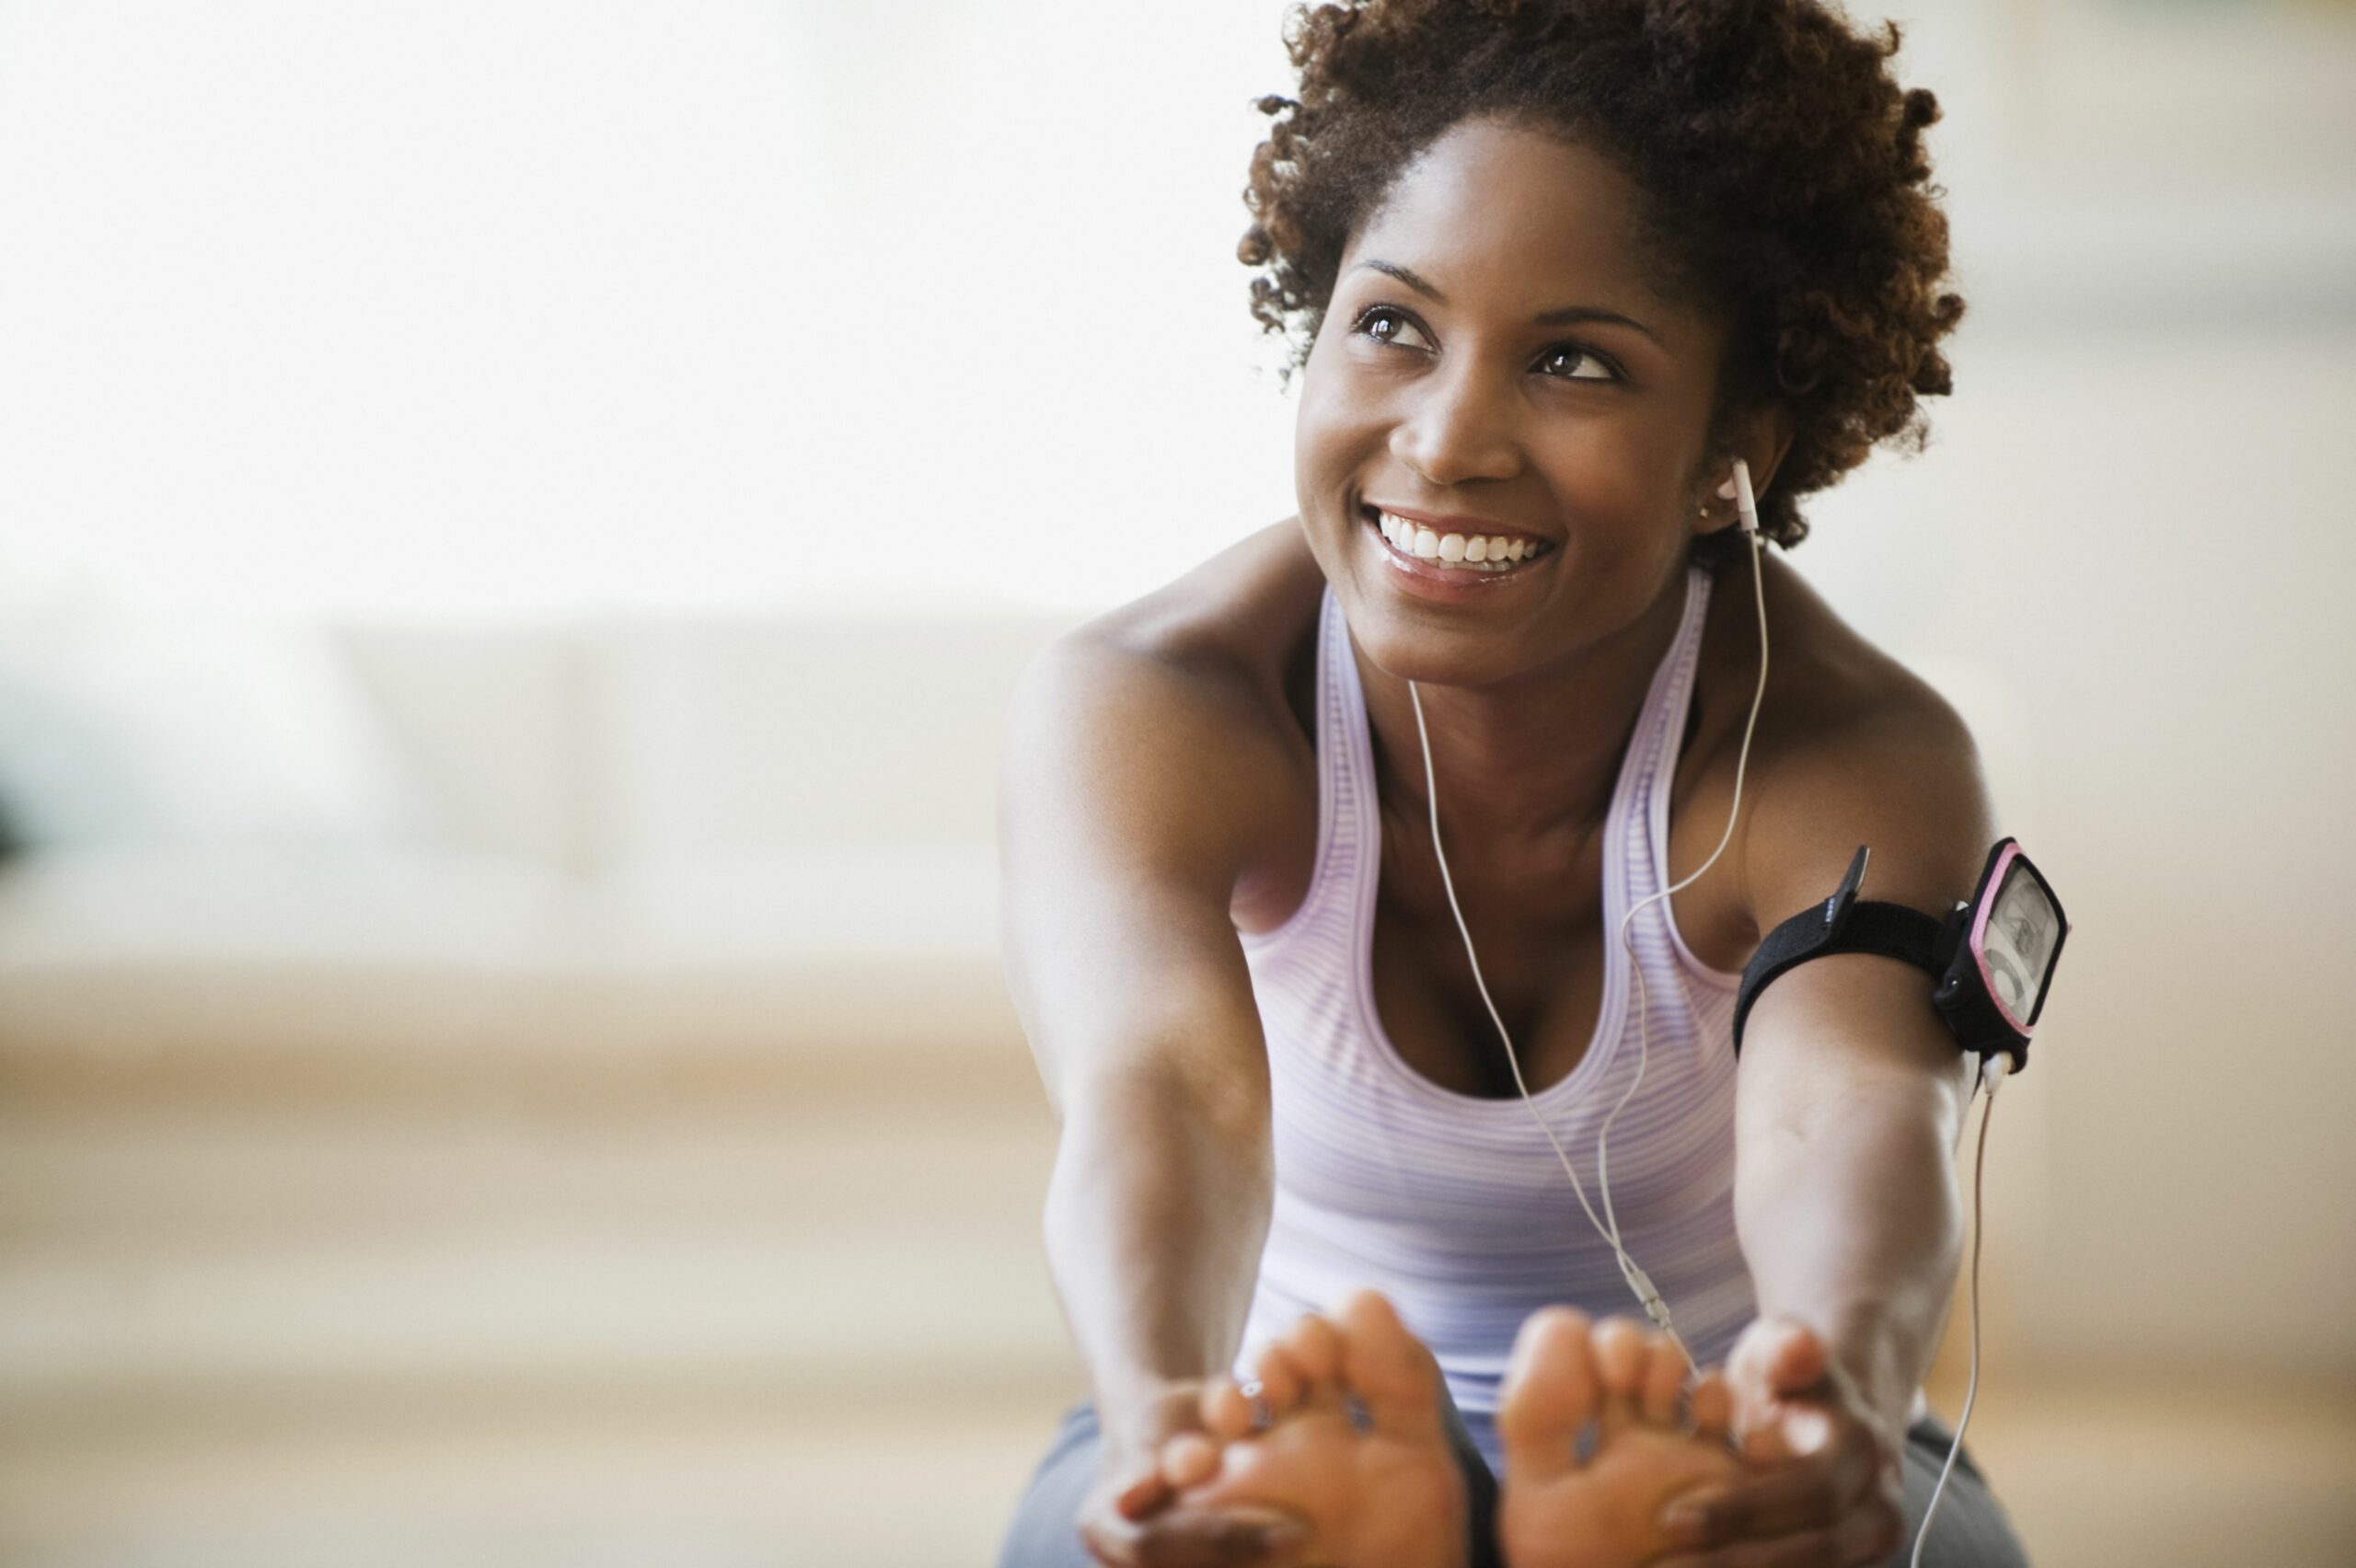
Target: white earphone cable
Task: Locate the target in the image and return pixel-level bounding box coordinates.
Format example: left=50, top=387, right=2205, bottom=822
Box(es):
left=1595, top=520, right=1770, bottom=1369
left=1403, top=460, right=1765, bottom=1372
left=1409, top=675, right=1637, bottom=1316
left=1403, top=458, right=2002, bottom=1561
left=1911, top=1053, right=2006, bottom=1566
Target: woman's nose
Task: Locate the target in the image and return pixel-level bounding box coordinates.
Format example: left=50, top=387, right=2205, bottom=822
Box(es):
left=1388, top=363, right=1522, bottom=488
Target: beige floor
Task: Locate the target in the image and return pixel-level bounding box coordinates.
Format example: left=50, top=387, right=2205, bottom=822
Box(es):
left=5, top=1370, right=2353, bottom=1566
left=1934, top=1373, right=2356, bottom=1568
left=4, top=1086, right=2351, bottom=1566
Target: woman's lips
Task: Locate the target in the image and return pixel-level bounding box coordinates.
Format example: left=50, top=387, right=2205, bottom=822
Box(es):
left=1367, top=503, right=1553, bottom=548
left=1362, top=505, right=1556, bottom=603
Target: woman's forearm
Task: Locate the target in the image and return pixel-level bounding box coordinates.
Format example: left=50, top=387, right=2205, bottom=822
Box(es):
left=1043, top=1066, right=1275, bottom=1458
left=1732, top=1084, right=1965, bottom=1437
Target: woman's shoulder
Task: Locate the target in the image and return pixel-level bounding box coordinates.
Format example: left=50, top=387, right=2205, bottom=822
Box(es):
left=1079, top=520, right=1326, bottom=703
left=1012, top=520, right=1324, bottom=931
left=1707, top=552, right=1997, bottom=936
left=1730, top=552, right=1982, bottom=771
left=1061, top=519, right=1328, bottom=770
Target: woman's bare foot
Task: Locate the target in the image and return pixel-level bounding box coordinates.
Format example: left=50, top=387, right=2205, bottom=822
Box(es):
left=1496, top=1310, right=1742, bottom=1568
left=1155, top=1289, right=1470, bottom=1568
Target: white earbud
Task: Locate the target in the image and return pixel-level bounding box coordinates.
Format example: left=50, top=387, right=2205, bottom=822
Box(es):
left=1713, top=458, right=1759, bottom=532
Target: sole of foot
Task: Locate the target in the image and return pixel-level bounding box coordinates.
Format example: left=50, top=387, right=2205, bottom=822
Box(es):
left=1496, top=1310, right=1742, bottom=1568
left=1161, top=1289, right=1470, bottom=1568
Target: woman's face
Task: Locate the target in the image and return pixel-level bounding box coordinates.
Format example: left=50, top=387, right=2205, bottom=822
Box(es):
left=1295, top=115, right=1735, bottom=686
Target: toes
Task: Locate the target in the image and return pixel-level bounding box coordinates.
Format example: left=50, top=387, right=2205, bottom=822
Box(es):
left=1247, top=1341, right=1312, bottom=1418
left=1640, top=1330, right=1690, bottom=1429
left=1334, top=1289, right=1447, bottom=1446
left=1201, top=1375, right=1259, bottom=1441
left=1158, top=1431, right=1220, bottom=1490
left=1590, top=1317, right=1650, bottom=1398
left=1589, top=1316, right=1651, bottom=1435
left=1279, top=1312, right=1347, bottom=1411
left=1202, top=1343, right=1305, bottom=1443
left=1689, top=1369, right=1735, bottom=1445
left=1498, top=1306, right=1596, bottom=1484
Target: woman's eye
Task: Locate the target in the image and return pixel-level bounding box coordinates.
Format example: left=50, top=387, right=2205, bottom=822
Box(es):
left=1534, top=343, right=1617, bottom=382
left=1354, top=306, right=1433, bottom=351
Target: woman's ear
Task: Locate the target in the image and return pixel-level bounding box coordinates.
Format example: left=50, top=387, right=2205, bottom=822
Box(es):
left=1727, top=402, right=1797, bottom=504
left=1693, top=403, right=1798, bottom=537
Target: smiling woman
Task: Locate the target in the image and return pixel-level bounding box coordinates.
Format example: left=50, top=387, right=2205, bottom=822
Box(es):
left=1299, top=125, right=1750, bottom=683
left=997, top=4, right=2027, bottom=1567
left=1241, top=0, right=1965, bottom=568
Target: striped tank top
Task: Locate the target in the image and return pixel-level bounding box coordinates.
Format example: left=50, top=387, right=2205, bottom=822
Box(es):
left=1235, top=564, right=1754, bottom=1474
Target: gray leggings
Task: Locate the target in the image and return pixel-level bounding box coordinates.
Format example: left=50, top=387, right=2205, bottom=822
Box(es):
left=997, top=1392, right=2030, bottom=1568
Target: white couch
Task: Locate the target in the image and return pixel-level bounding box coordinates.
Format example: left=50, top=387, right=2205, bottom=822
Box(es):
left=0, top=604, right=1086, bottom=1094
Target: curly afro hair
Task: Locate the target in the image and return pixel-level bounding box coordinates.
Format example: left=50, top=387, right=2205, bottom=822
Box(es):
left=1238, top=0, right=1964, bottom=563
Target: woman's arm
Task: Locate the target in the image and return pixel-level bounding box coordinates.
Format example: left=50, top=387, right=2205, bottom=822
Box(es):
left=1657, top=685, right=1996, bottom=1565
left=999, top=628, right=1306, bottom=1563
left=1733, top=951, right=1977, bottom=1447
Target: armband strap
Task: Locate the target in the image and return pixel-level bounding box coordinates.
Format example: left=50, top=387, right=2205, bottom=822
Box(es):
left=1731, top=846, right=1952, bottom=1057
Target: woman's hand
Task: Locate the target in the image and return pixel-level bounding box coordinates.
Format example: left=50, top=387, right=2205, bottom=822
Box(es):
left=1647, top=1319, right=1907, bottom=1567
left=1078, top=1381, right=1308, bottom=1568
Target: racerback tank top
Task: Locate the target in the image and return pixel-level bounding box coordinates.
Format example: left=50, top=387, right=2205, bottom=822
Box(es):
left=1235, top=564, right=1755, bottom=1474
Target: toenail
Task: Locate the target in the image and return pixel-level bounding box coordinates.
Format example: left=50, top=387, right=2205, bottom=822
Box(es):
left=1254, top=1520, right=1308, bottom=1551
left=1238, top=1378, right=1273, bottom=1431
left=1660, top=1503, right=1711, bottom=1543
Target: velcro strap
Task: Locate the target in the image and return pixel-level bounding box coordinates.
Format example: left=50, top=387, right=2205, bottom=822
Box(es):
left=1732, top=900, right=1945, bottom=1057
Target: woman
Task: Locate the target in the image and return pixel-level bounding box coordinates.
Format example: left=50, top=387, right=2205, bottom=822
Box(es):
left=997, top=3, right=2031, bottom=1563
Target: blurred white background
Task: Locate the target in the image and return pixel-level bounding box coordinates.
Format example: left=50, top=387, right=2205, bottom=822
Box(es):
left=0, top=0, right=2350, bottom=1563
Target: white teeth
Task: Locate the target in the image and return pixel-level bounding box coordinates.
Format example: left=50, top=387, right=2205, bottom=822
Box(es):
left=1372, top=511, right=1548, bottom=572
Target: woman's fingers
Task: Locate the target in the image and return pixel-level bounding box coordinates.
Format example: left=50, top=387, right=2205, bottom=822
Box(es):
left=1646, top=1474, right=1905, bottom=1568
left=1659, top=1408, right=1882, bottom=1544
left=1081, top=1505, right=1311, bottom=1568
left=1114, top=1465, right=1172, bottom=1522
left=1646, top=1503, right=1900, bottom=1568
left=1651, top=1401, right=1902, bottom=1568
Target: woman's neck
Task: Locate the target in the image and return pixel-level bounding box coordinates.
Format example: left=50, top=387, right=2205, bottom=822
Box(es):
left=1351, top=566, right=1694, bottom=877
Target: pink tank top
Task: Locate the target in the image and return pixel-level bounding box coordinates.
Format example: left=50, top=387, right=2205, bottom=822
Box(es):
left=1235, top=565, right=1755, bottom=1472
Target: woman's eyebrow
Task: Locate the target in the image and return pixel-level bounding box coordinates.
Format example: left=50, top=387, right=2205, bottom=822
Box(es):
left=1349, top=257, right=1666, bottom=348
left=1533, top=303, right=1665, bottom=348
